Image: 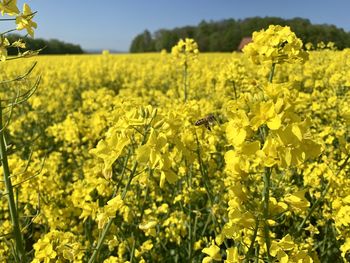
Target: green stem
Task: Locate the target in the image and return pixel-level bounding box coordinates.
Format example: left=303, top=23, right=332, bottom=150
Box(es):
left=296, top=154, right=350, bottom=234
left=195, top=133, right=214, bottom=205
left=88, top=162, right=138, bottom=263
left=187, top=163, right=193, bottom=261
left=262, top=167, right=272, bottom=262
left=138, top=169, right=150, bottom=222
left=89, top=111, right=154, bottom=263
left=0, top=102, right=26, bottom=262
left=254, top=244, right=260, bottom=263
left=268, top=63, right=276, bottom=83
left=183, top=60, right=188, bottom=102
left=200, top=212, right=211, bottom=237
left=122, top=162, right=138, bottom=199
left=0, top=29, right=16, bottom=36
left=129, top=234, right=135, bottom=263
left=193, top=212, right=198, bottom=247
left=259, top=61, right=275, bottom=262
left=232, top=81, right=237, bottom=100
left=0, top=18, right=16, bottom=21
left=245, top=219, right=259, bottom=262
left=88, top=218, right=114, bottom=263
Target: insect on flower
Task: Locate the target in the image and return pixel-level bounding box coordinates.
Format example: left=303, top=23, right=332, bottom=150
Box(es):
left=195, top=114, right=217, bottom=131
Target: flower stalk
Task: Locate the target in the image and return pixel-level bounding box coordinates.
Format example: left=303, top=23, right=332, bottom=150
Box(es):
left=296, top=154, right=350, bottom=234
left=0, top=101, right=26, bottom=262
left=88, top=161, right=138, bottom=263
left=261, top=62, right=276, bottom=262
left=262, top=167, right=272, bottom=262
left=183, top=59, right=188, bottom=102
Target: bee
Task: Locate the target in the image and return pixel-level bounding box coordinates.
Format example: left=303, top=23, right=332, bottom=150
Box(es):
left=194, top=114, right=217, bottom=131
left=279, top=40, right=288, bottom=49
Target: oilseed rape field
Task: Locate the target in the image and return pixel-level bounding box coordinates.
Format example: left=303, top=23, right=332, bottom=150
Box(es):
left=1, top=25, right=350, bottom=262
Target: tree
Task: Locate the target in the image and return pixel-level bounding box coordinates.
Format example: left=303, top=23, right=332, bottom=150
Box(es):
left=129, top=30, right=155, bottom=53
left=7, top=34, right=84, bottom=54
left=130, top=17, right=350, bottom=53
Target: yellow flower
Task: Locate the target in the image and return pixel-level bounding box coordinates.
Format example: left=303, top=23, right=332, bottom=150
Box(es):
left=11, top=38, right=26, bottom=48
left=305, top=42, right=314, bottom=51
left=284, top=190, right=310, bottom=213
left=276, top=121, right=322, bottom=167
left=340, top=238, right=350, bottom=260
left=159, top=154, right=177, bottom=188
left=97, top=195, right=125, bottom=229
left=269, top=197, right=288, bottom=216
left=90, top=135, right=129, bottom=179
left=335, top=205, right=350, bottom=228
left=139, top=220, right=157, bottom=237
left=33, top=239, right=57, bottom=261
left=292, top=251, right=314, bottom=262
left=0, top=0, right=19, bottom=16
left=103, top=256, right=124, bottom=263
left=270, top=234, right=295, bottom=263
left=135, top=240, right=153, bottom=258
left=136, top=128, right=167, bottom=168
left=202, top=241, right=221, bottom=262
left=226, top=110, right=249, bottom=147
left=243, top=25, right=308, bottom=65
left=225, top=247, right=241, bottom=263
left=105, top=195, right=124, bottom=216
left=171, top=38, right=199, bottom=65
left=250, top=101, right=281, bottom=131
left=258, top=136, right=280, bottom=167
left=16, top=3, right=37, bottom=37
left=0, top=36, right=10, bottom=61
left=194, top=240, right=204, bottom=251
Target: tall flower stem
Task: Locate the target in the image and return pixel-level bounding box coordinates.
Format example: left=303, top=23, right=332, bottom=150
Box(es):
left=195, top=133, right=213, bottom=205
left=183, top=59, right=188, bottom=102
left=262, top=167, right=272, bottom=262
left=245, top=219, right=259, bottom=262
left=88, top=161, right=138, bottom=263
left=268, top=63, right=276, bottom=84
left=89, top=113, right=155, bottom=263
left=186, top=162, right=193, bottom=261
left=232, top=81, right=237, bottom=100
left=0, top=101, right=26, bottom=262
left=261, top=62, right=276, bottom=262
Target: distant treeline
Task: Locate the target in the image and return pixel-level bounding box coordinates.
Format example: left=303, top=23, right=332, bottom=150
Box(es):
left=7, top=34, right=84, bottom=55
left=130, top=17, right=350, bottom=52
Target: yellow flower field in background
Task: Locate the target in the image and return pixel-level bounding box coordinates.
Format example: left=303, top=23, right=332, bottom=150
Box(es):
left=1, top=31, right=350, bottom=262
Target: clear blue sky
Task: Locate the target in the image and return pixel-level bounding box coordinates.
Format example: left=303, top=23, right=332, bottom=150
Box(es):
left=10, top=0, right=350, bottom=52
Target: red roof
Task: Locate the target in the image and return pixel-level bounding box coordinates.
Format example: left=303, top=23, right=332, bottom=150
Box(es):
left=238, top=37, right=252, bottom=51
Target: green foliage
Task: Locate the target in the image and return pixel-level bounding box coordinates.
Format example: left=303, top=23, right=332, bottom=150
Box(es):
left=6, top=34, right=84, bottom=55
left=130, top=30, right=155, bottom=53
left=130, top=17, right=350, bottom=52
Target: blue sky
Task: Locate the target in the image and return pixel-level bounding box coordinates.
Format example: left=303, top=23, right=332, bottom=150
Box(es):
left=9, top=0, right=350, bottom=51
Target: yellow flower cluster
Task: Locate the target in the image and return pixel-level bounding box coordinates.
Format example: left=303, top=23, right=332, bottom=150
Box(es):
left=0, top=27, right=350, bottom=262
left=171, top=38, right=199, bottom=65
left=243, top=25, right=309, bottom=65
left=0, top=1, right=37, bottom=61
left=32, top=230, right=84, bottom=262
